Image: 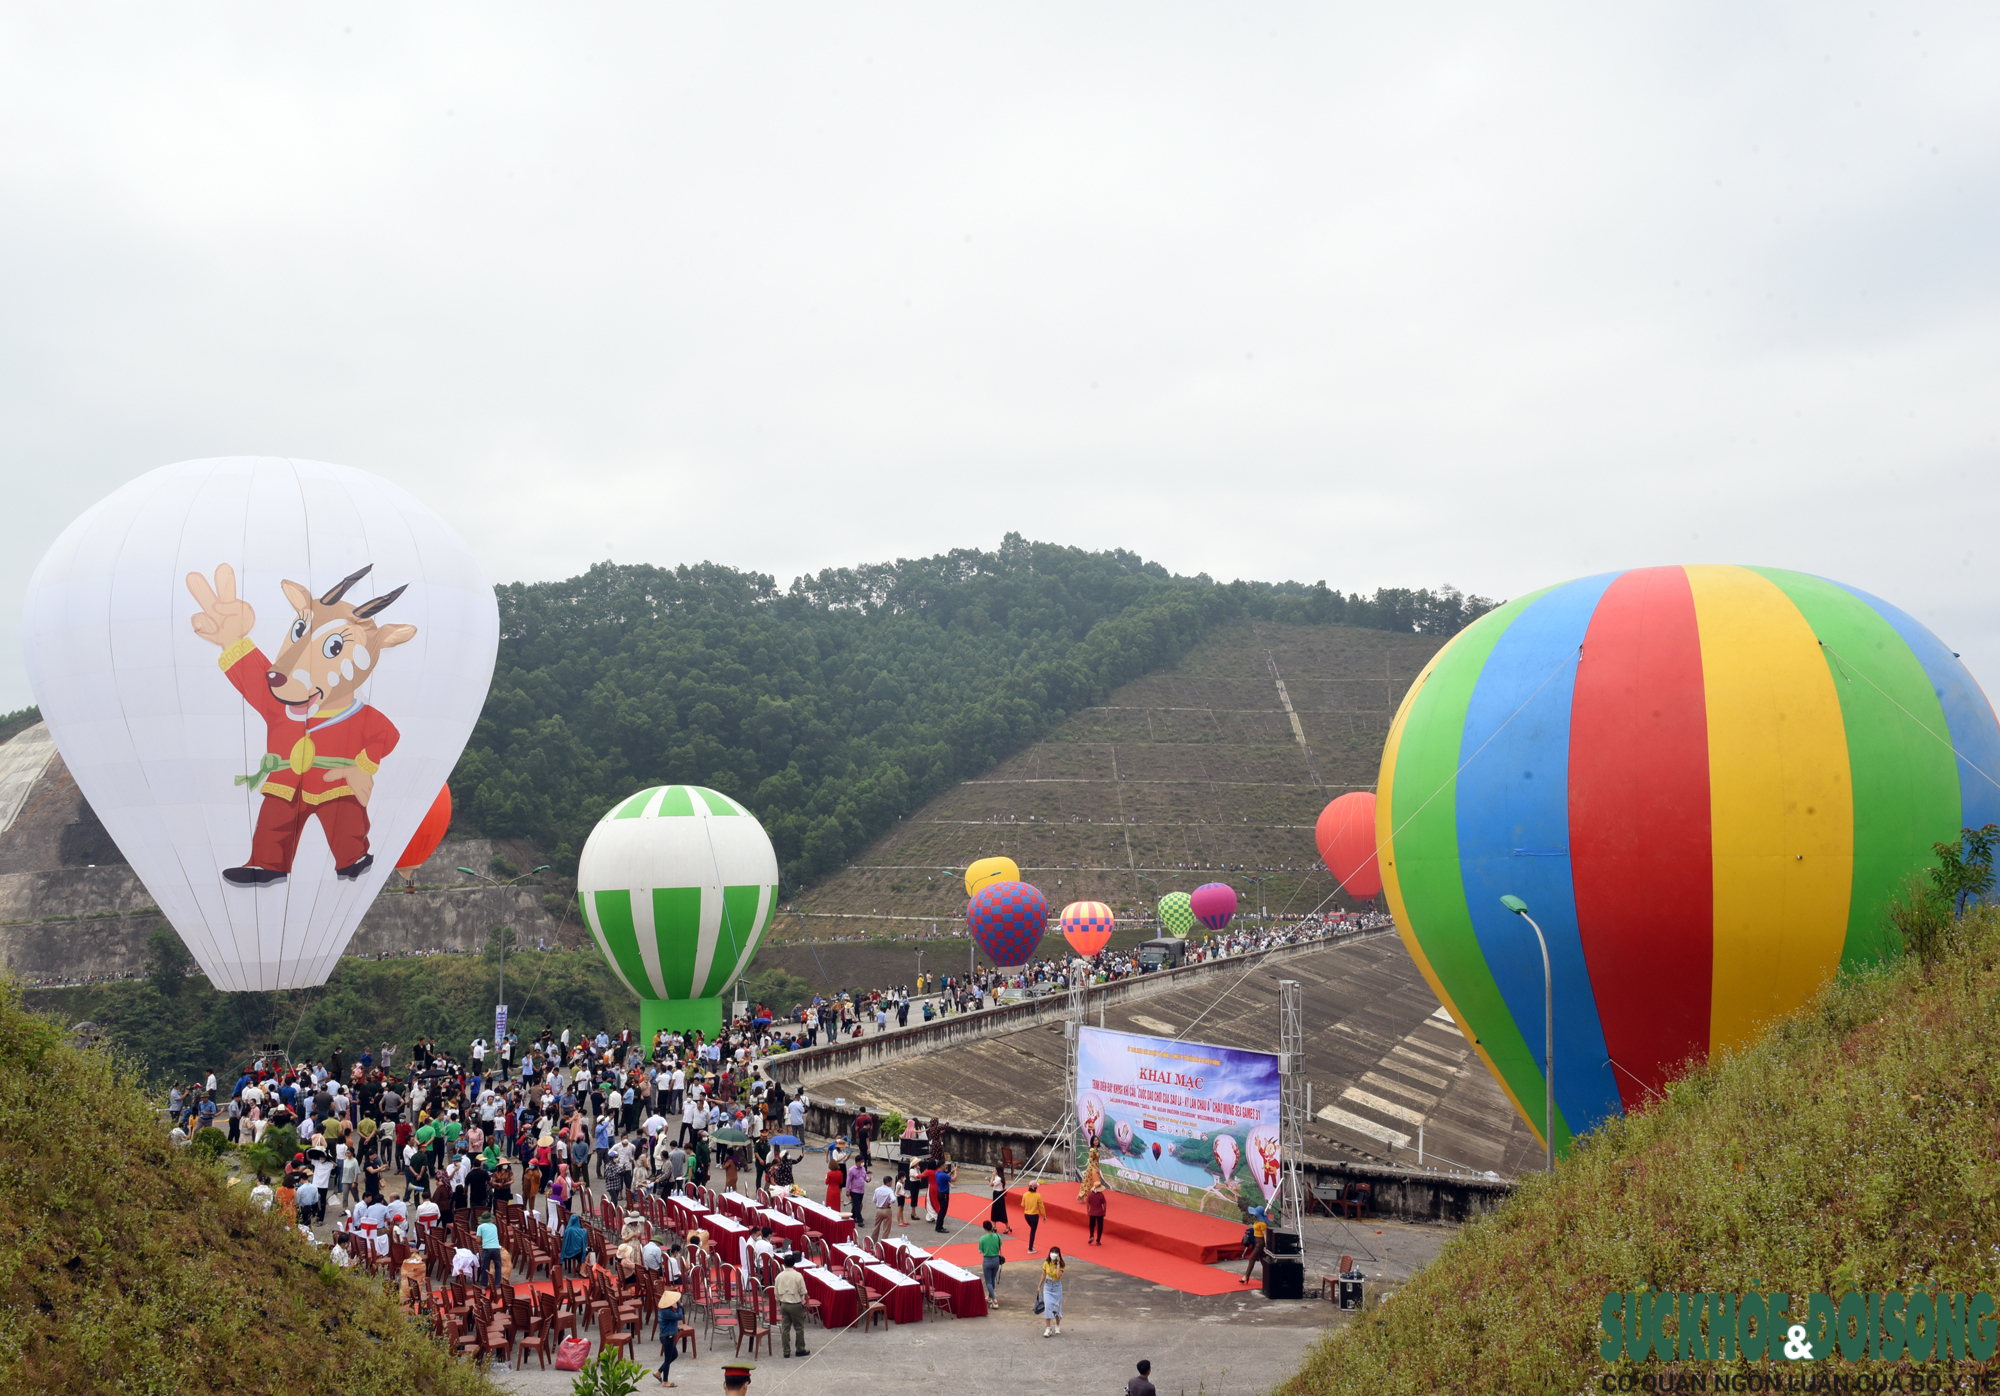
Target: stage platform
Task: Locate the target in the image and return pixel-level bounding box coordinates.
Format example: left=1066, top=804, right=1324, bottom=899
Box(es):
left=935, top=1189, right=1250, bottom=1297
left=1026, top=1184, right=1245, bottom=1264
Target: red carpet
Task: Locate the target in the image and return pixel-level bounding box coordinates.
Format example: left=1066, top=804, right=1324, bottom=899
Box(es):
left=926, top=1189, right=1250, bottom=1298
left=1026, top=1184, right=1245, bottom=1264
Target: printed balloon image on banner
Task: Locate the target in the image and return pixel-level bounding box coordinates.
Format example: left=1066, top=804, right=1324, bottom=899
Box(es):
left=1075, top=1025, right=1281, bottom=1218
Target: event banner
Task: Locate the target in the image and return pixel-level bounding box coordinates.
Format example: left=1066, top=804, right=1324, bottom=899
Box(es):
left=1075, top=1025, right=1282, bottom=1218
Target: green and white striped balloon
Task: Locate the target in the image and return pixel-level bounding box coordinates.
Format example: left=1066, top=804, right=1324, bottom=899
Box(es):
left=577, top=784, right=778, bottom=1004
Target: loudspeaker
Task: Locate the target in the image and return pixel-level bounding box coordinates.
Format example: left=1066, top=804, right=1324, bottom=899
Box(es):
left=1268, top=1229, right=1301, bottom=1256
left=1263, top=1257, right=1305, bottom=1300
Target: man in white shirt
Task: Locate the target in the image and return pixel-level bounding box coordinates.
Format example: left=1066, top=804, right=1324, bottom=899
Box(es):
left=786, top=1095, right=806, bottom=1130
left=470, top=1036, right=487, bottom=1065
left=870, top=1180, right=896, bottom=1242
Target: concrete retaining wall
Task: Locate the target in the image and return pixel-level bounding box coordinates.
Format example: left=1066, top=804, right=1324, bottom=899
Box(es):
left=0, top=837, right=567, bottom=982
left=763, top=931, right=1386, bottom=1087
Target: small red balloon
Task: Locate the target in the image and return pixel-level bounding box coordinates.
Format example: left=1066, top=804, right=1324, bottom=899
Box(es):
left=396, top=785, right=453, bottom=872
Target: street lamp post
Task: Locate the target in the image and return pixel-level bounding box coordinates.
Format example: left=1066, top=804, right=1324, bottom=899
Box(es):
left=1499, top=894, right=1555, bottom=1174
left=458, top=864, right=551, bottom=1047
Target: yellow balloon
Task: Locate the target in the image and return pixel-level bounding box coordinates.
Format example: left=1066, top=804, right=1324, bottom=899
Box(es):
left=964, top=856, right=1020, bottom=898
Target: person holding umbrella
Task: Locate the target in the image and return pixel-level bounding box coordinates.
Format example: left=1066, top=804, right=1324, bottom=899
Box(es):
left=767, top=1134, right=801, bottom=1192
left=712, top=1124, right=752, bottom=1194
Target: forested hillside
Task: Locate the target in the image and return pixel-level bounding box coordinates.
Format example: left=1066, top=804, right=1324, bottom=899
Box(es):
left=450, top=536, right=1493, bottom=891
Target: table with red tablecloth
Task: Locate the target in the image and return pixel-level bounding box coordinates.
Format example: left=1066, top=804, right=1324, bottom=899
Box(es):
left=922, top=1258, right=988, bottom=1317
left=665, top=1194, right=709, bottom=1234
left=791, top=1196, right=855, bottom=1244
left=798, top=1262, right=858, bottom=1328
left=752, top=1206, right=807, bottom=1248
left=716, top=1191, right=756, bottom=1224
left=701, top=1212, right=752, bottom=1271
left=879, top=1238, right=932, bottom=1272
left=861, top=1262, right=923, bottom=1323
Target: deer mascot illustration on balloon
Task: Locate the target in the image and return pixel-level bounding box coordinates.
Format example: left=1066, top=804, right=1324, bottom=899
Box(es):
left=187, top=562, right=415, bottom=886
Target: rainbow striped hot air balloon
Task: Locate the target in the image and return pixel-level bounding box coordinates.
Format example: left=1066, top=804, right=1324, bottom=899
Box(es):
left=1061, top=900, right=1115, bottom=956
left=577, top=784, right=779, bottom=1040
left=1379, top=565, right=2000, bottom=1157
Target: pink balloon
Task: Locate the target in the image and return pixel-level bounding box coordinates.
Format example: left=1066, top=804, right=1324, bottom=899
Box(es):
left=1190, top=882, right=1237, bottom=931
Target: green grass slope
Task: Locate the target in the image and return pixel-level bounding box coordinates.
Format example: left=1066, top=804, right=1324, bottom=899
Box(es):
left=0, top=980, right=496, bottom=1396
left=1278, top=908, right=2000, bottom=1393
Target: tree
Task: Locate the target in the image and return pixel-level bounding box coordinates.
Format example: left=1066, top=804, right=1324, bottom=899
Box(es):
left=145, top=927, right=192, bottom=998
left=449, top=542, right=1497, bottom=887
left=1889, top=825, right=2000, bottom=967
left=1930, top=823, right=2000, bottom=918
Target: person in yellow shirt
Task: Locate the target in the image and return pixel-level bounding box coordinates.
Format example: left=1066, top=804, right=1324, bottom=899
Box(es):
left=1241, top=1206, right=1270, bottom=1286
left=1021, top=1180, right=1046, bottom=1254
left=1040, top=1246, right=1066, bottom=1337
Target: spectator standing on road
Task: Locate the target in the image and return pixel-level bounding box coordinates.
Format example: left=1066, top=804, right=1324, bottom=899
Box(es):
left=845, top=1159, right=868, bottom=1222
left=978, top=1220, right=1004, bottom=1306
left=1128, top=1360, right=1156, bottom=1396
left=774, top=1253, right=810, bottom=1359
left=870, top=1179, right=895, bottom=1242
left=1040, top=1247, right=1066, bottom=1337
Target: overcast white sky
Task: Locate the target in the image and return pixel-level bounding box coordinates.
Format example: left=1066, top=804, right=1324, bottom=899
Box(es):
left=3, top=3, right=1996, bottom=712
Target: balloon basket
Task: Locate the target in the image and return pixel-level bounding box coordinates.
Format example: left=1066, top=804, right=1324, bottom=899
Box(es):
left=641, top=997, right=723, bottom=1040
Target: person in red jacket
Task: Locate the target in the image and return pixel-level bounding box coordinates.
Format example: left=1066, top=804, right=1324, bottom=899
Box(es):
left=187, top=563, right=416, bottom=885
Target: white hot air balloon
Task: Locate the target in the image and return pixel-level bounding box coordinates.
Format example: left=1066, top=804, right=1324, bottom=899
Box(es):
left=1212, top=1133, right=1240, bottom=1186
left=576, top=784, right=780, bottom=1041
left=24, top=458, right=497, bottom=990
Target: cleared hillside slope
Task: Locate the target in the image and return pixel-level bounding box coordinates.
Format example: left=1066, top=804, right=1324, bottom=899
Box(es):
left=1274, top=908, right=2000, bottom=1394
left=770, top=617, right=1446, bottom=941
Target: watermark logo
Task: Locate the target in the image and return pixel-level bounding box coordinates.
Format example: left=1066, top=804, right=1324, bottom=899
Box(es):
left=1598, top=1289, right=1999, bottom=1366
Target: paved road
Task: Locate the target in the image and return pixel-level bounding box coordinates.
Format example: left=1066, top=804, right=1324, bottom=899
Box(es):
left=485, top=1212, right=1448, bottom=1396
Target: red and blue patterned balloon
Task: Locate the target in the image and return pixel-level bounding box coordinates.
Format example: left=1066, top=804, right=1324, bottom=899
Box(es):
left=969, top=880, right=1047, bottom=967
left=1190, top=882, right=1237, bottom=931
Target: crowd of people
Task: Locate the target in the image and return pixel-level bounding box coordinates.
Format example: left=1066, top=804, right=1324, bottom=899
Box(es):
left=144, top=922, right=1339, bottom=1382
left=160, top=911, right=1382, bottom=1155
